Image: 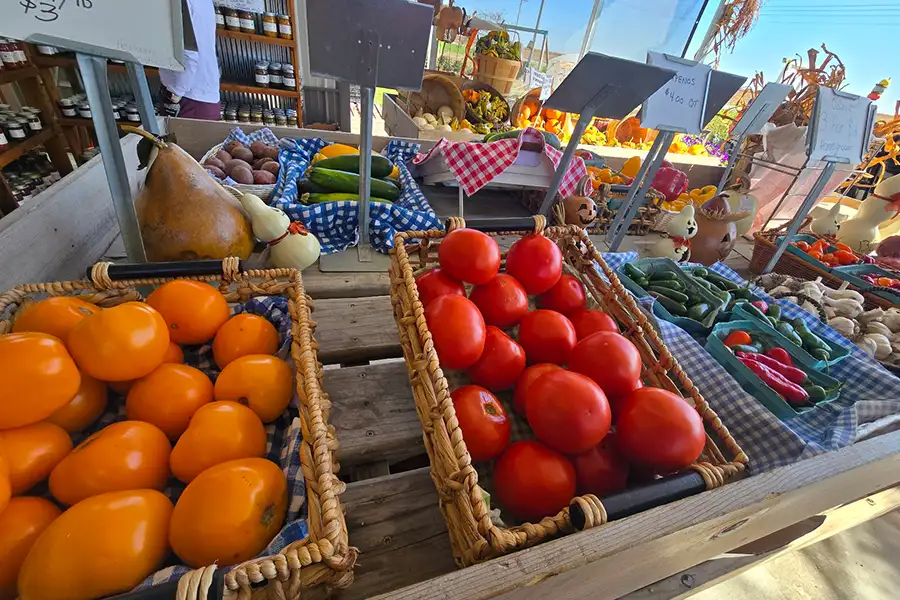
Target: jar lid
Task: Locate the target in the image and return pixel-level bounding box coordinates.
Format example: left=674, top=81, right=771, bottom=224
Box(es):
left=77, top=102, right=91, bottom=109
left=59, top=98, right=74, bottom=106
left=269, top=62, right=282, bottom=69
left=282, top=64, right=295, bottom=72
left=278, top=14, right=289, bottom=18
left=264, top=11, right=276, bottom=16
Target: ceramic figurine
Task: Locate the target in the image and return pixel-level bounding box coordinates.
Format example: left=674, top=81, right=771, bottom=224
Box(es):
left=691, top=194, right=750, bottom=266
left=644, top=204, right=697, bottom=262
left=239, top=192, right=321, bottom=271
left=837, top=174, right=900, bottom=253
left=561, top=176, right=598, bottom=227
left=810, top=198, right=843, bottom=237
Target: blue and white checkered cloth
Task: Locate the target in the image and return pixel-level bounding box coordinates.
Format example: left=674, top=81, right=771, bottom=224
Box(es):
left=602, top=252, right=900, bottom=473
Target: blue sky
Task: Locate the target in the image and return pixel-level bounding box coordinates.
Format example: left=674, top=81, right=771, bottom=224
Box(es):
left=470, top=0, right=897, bottom=112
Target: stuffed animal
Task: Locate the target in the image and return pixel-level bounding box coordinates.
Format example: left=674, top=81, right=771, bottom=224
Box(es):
left=691, top=194, right=750, bottom=266
left=810, top=198, right=843, bottom=237
left=644, top=204, right=697, bottom=262
left=239, top=192, right=321, bottom=271
left=837, top=174, right=900, bottom=253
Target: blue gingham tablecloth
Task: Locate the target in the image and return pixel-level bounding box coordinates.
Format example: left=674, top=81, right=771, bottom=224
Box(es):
left=602, top=252, right=900, bottom=473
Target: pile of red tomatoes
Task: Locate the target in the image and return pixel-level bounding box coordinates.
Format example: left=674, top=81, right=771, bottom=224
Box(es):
left=417, top=229, right=707, bottom=523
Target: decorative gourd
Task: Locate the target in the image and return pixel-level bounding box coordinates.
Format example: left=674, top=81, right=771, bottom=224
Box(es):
left=561, top=176, right=597, bottom=227
left=614, top=117, right=647, bottom=143
left=239, top=192, right=321, bottom=272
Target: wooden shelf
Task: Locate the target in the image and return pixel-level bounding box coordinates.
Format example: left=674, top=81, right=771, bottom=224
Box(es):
left=216, top=29, right=294, bottom=47
left=0, top=129, right=54, bottom=169
left=58, top=117, right=143, bottom=128
left=32, top=55, right=159, bottom=76
left=0, top=65, right=39, bottom=85
left=220, top=82, right=300, bottom=98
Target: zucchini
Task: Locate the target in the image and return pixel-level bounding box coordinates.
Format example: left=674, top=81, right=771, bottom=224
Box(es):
left=307, top=167, right=400, bottom=200
left=313, top=154, right=394, bottom=179
left=647, top=286, right=688, bottom=304
left=302, top=192, right=393, bottom=204
left=298, top=178, right=332, bottom=194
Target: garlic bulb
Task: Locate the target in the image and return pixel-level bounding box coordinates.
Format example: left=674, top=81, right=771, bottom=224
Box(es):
left=858, top=308, right=885, bottom=325
left=419, top=122, right=435, bottom=130
left=883, top=309, right=900, bottom=333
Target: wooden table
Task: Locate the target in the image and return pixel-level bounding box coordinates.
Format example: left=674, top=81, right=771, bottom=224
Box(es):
left=301, top=267, right=900, bottom=600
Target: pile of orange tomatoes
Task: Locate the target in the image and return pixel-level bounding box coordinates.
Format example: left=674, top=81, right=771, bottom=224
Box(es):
left=0, top=281, right=294, bottom=600
left=791, top=239, right=862, bottom=266
left=417, top=230, right=707, bottom=523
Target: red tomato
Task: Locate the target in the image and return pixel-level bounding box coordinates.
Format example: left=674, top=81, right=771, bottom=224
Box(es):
left=415, top=268, right=465, bottom=307
left=451, top=386, right=510, bottom=462
left=571, top=436, right=629, bottom=497
left=512, top=363, right=561, bottom=414
left=537, top=275, right=586, bottom=315
left=424, top=295, right=485, bottom=370
left=505, top=235, right=562, bottom=294
left=517, top=310, right=576, bottom=365
left=569, top=332, right=641, bottom=398
left=493, top=441, right=575, bottom=522
left=525, top=370, right=610, bottom=454
left=616, top=387, right=705, bottom=473
left=467, top=327, right=526, bottom=392
left=607, top=379, right=643, bottom=423
left=568, top=310, right=619, bottom=340
left=468, top=274, right=528, bottom=329
left=438, top=229, right=501, bottom=285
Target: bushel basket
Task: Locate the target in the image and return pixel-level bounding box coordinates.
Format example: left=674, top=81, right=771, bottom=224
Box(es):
left=388, top=216, right=748, bottom=567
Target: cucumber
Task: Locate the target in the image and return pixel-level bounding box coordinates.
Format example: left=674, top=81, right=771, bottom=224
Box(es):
left=313, top=154, right=394, bottom=178
left=702, top=273, right=740, bottom=291
left=307, top=167, right=400, bottom=200
left=691, top=267, right=709, bottom=277
left=301, top=192, right=393, bottom=204
left=623, top=263, right=647, bottom=280
left=648, top=291, right=686, bottom=316
left=649, top=270, right=678, bottom=282
left=648, top=281, right=685, bottom=295
left=647, top=286, right=689, bottom=304
left=688, top=303, right=710, bottom=321
left=483, top=129, right=562, bottom=149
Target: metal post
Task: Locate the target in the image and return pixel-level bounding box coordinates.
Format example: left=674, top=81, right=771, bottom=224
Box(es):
left=77, top=53, right=146, bottom=262
left=126, top=63, right=160, bottom=135
left=763, top=162, right=837, bottom=273
left=538, top=111, right=594, bottom=216
left=578, top=0, right=605, bottom=59
left=428, top=29, right=439, bottom=70
left=526, top=0, right=545, bottom=67
left=458, top=186, right=465, bottom=218
left=357, top=85, right=375, bottom=262
left=716, top=134, right=743, bottom=193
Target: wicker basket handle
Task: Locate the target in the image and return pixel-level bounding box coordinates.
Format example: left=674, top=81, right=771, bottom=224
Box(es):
left=105, top=568, right=224, bottom=600
left=446, top=216, right=546, bottom=234
left=87, top=257, right=243, bottom=288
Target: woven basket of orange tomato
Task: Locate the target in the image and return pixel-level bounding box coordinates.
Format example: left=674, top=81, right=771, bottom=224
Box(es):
left=0, top=258, right=353, bottom=600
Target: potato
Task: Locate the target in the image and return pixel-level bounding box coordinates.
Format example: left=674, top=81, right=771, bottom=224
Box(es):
left=204, top=157, right=226, bottom=171
left=223, top=140, right=245, bottom=154
left=260, top=145, right=280, bottom=160
left=231, top=165, right=254, bottom=185
left=252, top=170, right=277, bottom=185
left=230, top=146, right=255, bottom=164
left=253, top=157, right=274, bottom=170
left=261, top=161, right=280, bottom=176
left=224, top=159, right=252, bottom=175
left=206, top=166, right=226, bottom=180
left=249, top=140, right=270, bottom=159
left=215, top=150, right=232, bottom=163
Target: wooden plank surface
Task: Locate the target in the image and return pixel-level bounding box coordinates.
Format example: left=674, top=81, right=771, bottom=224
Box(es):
left=313, top=296, right=400, bottom=365
left=303, top=268, right=391, bottom=299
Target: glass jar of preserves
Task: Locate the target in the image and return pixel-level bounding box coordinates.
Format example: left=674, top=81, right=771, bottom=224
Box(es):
left=6, top=120, right=25, bottom=142
left=274, top=112, right=287, bottom=128
left=224, top=107, right=237, bottom=123
left=224, top=8, right=241, bottom=31
left=286, top=108, right=299, bottom=128
left=238, top=105, right=251, bottom=123
left=27, top=114, right=42, bottom=134
left=282, top=64, right=296, bottom=91
left=278, top=14, right=292, bottom=39
left=262, top=12, right=278, bottom=37
left=214, top=5, right=225, bottom=29
left=125, top=107, right=141, bottom=122
left=254, top=61, right=269, bottom=88
left=0, top=39, right=18, bottom=69
left=262, top=110, right=275, bottom=126
left=238, top=11, right=255, bottom=34
left=36, top=45, right=59, bottom=56
left=268, top=62, right=282, bottom=89
left=77, top=102, right=92, bottom=119
left=0, top=126, right=8, bottom=152
left=11, top=40, right=26, bottom=67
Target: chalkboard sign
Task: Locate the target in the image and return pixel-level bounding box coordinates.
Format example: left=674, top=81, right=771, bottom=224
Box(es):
left=640, top=52, right=711, bottom=134
left=0, top=0, right=192, bottom=70
left=808, top=87, right=876, bottom=165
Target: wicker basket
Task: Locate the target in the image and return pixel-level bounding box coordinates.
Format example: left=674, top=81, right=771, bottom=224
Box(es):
left=0, top=258, right=355, bottom=599
left=401, top=73, right=466, bottom=122
left=461, top=80, right=511, bottom=126
left=388, top=217, right=748, bottom=567
left=200, top=143, right=276, bottom=201
left=474, top=54, right=521, bottom=96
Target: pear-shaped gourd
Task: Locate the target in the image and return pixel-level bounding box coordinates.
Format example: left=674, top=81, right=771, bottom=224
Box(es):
left=239, top=192, right=321, bottom=271
left=125, top=127, right=254, bottom=262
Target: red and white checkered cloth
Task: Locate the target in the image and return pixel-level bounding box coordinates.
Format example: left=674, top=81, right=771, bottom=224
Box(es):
left=413, top=127, right=588, bottom=197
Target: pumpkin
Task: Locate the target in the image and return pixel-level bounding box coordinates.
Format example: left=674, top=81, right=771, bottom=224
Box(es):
left=212, top=314, right=280, bottom=368
left=147, top=280, right=230, bottom=345
left=542, top=108, right=563, bottom=121
left=214, top=354, right=294, bottom=422
left=0, top=422, right=72, bottom=495
left=0, top=497, right=61, bottom=600
left=11, top=297, right=99, bottom=344
left=46, top=372, right=108, bottom=433
left=614, top=117, right=647, bottom=143
left=17, top=490, right=173, bottom=600
left=126, top=364, right=214, bottom=440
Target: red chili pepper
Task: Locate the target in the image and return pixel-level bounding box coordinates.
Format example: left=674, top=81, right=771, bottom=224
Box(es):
left=738, top=357, right=809, bottom=404
left=650, top=166, right=690, bottom=201
left=751, top=300, right=769, bottom=313
left=736, top=351, right=807, bottom=384
left=764, top=347, right=794, bottom=367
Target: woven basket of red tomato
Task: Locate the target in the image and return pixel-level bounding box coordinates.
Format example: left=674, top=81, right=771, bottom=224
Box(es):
left=0, top=259, right=353, bottom=600
left=389, top=216, right=748, bottom=567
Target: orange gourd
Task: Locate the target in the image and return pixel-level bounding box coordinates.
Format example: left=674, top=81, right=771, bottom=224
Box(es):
left=542, top=108, right=563, bottom=121
left=126, top=364, right=214, bottom=439
left=0, top=447, right=8, bottom=514
left=17, top=490, right=173, bottom=600
left=11, top=297, right=100, bottom=344
left=45, top=372, right=108, bottom=433
left=49, top=421, right=171, bottom=506
left=614, top=117, right=647, bottom=142
left=212, top=314, right=279, bottom=369
left=169, top=458, right=287, bottom=568
left=214, top=355, right=294, bottom=422
left=0, top=422, right=72, bottom=495
left=171, top=401, right=267, bottom=483
left=0, top=497, right=61, bottom=600
left=0, top=333, right=81, bottom=430
left=67, top=302, right=169, bottom=382
left=147, top=280, right=230, bottom=345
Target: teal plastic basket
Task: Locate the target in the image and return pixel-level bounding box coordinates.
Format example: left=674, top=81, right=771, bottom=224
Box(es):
left=706, top=320, right=842, bottom=420
left=832, top=264, right=900, bottom=304
left=616, top=258, right=727, bottom=334
left=682, top=266, right=762, bottom=319
left=731, top=304, right=852, bottom=370
left=778, top=234, right=837, bottom=272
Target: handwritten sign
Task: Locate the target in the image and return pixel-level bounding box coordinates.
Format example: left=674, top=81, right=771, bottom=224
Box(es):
left=0, top=0, right=190, bottom=70
left=216, top=0, right=265, bottom=13
left=809, top=87, right=875, bottom=165
left=525, top=67, right=553, bottom=101
left=640, top=52, right=711, bottom=133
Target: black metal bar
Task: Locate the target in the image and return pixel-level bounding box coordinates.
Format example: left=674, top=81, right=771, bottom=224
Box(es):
left=569, top=471, right=707, bottom=530
left=448, top=217, right=539, bottom=233
left=86, top=260, right=242, bottom=281
left=104, top=571, right=224, bottom=600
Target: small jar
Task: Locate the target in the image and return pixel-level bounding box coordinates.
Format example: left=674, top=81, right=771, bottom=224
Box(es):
left=262, top=12, right=278, bottom=37
left=58, top=98, right=77, bottom=117
left=278, top=14, right=292, bottom=39
left=250, top=107, right=263, bottom=125
left=214, top=5, right=225, bottom=29
left=0, top=127, right=8, bottom=152
left=268, top=62, right=282, bottom=88
left=274, top=112, right=287, bottom=127
left=36, top=45, right=58, bottom=55
left=263, top=110, right=275, bottom=126
left=125, top=107, right=141, bottom=122
left=77, top=103, right=92, bottom=119
left=286, top=109, right=299, bottom=128
left=11, top=41, right=26, bottom=67
left=6, top=120, right=25, bottom=142
left=112, top=105, right=122, bottom=120
left=224, top=108, right=238, bottom=123
left=254, top=61, right=269, bottom=88
left=238, top=11, right=255, bottom=34
left=15, top=118, right=31, bottom=138
left=27, top=114, right=42, bottom=133
left=224, top=8, right=241, bottom=31
left=0, top=40, right=18, bottom=69
left=282, top=64, right=296, bottom=91
left=238, top=106, right=251, bottom=123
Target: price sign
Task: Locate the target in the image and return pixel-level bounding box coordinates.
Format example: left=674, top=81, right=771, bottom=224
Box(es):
left=216, top=0, right=265, bottom=13
left=525, top=67, right=553, bottom=100
left=640, top=52, right=711, bottom=133
left=808, top=87, right=876, bottom=165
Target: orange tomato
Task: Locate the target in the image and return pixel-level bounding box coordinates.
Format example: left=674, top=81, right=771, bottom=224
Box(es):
left=793, top=241, right=810, bottom=252
left=0, top=422, right=72, bottom=495
left=169, top=458, right=287, bottom=568
left=0, top=333, right=81, bottom=430
left=808, top=250, right=824, bottom=261
left=876, top=277, right=896, bottom=287
left=810, top=240, right=829, bottom=253
left=171, top=401, right=267, bottom=483
left=212, top=314, right=279, bottom=369
left=214, top=355, right=293, bottom=422
left=0, top=497, right=60, bottom=597
left=0, top=497, right=61, bottom=600
left=834, top=242, right=853, bottom=253
left=542, top=108, right=563, bottom=121
left=147, top=280, right=230, bottom=345
left=126, top=364, right=214, bottom=439
left=49, top=421, right=171, bottom=506
left=163, top=342, right=184, bottom=364
left=11, top=297, right=99, bottom=344
left=832, top=250, right=858, bottom=265
left=45, top=372, right=108, bottom=433
left=0, top=447, right=8, bottom=514
left=67, top=302, right=169, bottom=382
left=17, top=490, right=172, bottom=600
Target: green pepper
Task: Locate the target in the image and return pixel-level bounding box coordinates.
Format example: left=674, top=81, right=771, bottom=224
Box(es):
left=731, top=288, right=755, bottom=300
left=730, top=343, right=762, bottom=353
left=623, top=263, right=647, bottom=280
left=776, top=322, right=804, bottom=347
left=810, top=348, right=831, bottom=361
left=767, top=316, right=780, bottom=328
left=738, top=301, right=769, bottom=322
left=791, top=318, right=832, bottom=355
left=702, top=273, right=740, bottom=291
left=766, top=304, right=782, bottom=321
left=647, top=286, right=689, bottom=304
left=688, top=302, right=711, bottom=321
left=804, top=385, right=827, bottom=402
left=648, top=291, right=686, bottom=316
left=649, top=270, right=678, bottom=282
